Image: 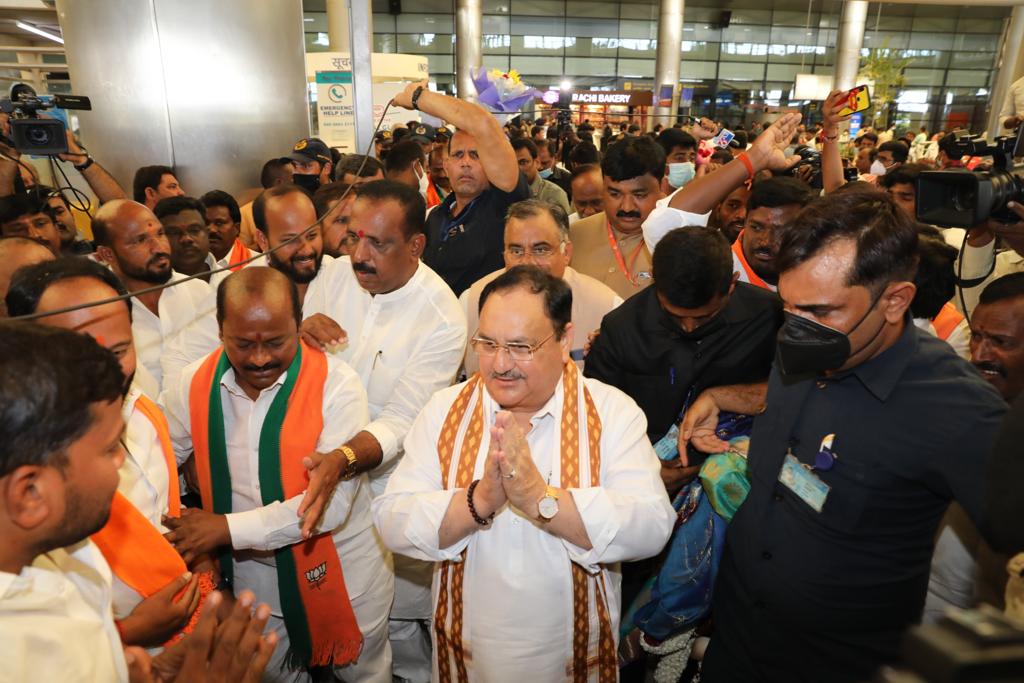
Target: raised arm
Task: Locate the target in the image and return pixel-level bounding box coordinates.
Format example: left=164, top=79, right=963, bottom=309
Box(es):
left=393, top=81, right=520, bottom=192
left=57, top=128, right=128, bottom=204
left=666, top=112, right=802, bottom=215
left=821, top=90, right=851, bottom=194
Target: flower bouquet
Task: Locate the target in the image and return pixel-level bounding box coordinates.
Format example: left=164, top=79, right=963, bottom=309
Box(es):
left=470, top=67, right=540, bottom=123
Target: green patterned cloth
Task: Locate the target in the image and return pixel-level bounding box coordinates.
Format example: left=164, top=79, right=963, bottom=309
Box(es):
left=699, top=436, right=750, bottom=522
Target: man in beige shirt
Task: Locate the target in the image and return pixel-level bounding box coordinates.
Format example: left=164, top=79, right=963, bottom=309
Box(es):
left=461, top=199, right=622, bottom=375
left=569, top=135, right=664, bottom=300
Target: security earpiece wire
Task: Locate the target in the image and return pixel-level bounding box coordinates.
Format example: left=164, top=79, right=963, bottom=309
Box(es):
left=9, top=99, right=395, bottom=322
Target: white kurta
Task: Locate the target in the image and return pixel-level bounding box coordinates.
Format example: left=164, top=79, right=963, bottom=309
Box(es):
left=372, top=374, right=675, bottom=682
left=110, top=382, right=176, bottom=621
left=303, top=257, right=467, bottom=497
left=163, top=352, right=394, bottom=682
left=0, top=539, right=128, bottom=683
left=131, top=270, right=219, bottom=394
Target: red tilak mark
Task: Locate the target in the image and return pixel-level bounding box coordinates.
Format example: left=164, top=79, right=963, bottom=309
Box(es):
left=357, top=230, right=365, bottom=239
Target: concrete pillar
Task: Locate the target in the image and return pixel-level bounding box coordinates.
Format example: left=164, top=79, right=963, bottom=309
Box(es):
left=986, top=6, right=1024, bottom=137
left=327, top=0, right=350, bottom=52
left=54, top=0, right=309, bottom=198
left=651, top=0, right=684, bottom=130
left=455, top=0, right=482, bottom=100
left=834, top=0, right=868, bottom=92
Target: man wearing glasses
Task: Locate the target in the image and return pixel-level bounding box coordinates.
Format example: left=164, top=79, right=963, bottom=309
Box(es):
left=459, top=199, right=622, bottom=376
left=373, top=265, right=674, bottom=681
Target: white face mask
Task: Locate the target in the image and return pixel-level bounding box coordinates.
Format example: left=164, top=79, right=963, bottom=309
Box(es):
left=415, top=162, right=430, bottom=197
left=870, top=160, right=888, bottom=176
left=667, top=162, right=696, bottom=188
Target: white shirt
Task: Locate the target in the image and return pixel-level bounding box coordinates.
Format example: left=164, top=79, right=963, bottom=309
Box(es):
left=163, top=352, right=370, bottom=616
left=913, top=316, right=971, bottom=360
left=110, top=382, right=175, bottom=620
left=459, top=266, right=622, bottom=375
left=132, top=271, right=220, bottom=394
left=372, top=374, right=674, bottom=681
left=0, top=540, right=128, bottom=683
left=998, top=76, right=1024, bottom=133
left=957, top=242, right=1024, bottom=315
left=568, top=211, right=581, bottom=225
left=641, top=187, right=712, bottom=254
left=303, top=257, right=467, bottom=496
left=208, top=241, right=256, bottom=290
left=247, top=253, right=336, bottom=310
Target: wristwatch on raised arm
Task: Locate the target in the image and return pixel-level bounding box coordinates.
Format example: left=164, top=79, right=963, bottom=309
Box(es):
left=537, top=485, right=559, bottom=521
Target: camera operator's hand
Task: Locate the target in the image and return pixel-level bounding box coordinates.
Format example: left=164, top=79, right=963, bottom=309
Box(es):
left=393, top=80, right=429, bottom=111
left=968, top=202, right=1024, bottom=255
left=1003, top=115, right=1023, bottom=131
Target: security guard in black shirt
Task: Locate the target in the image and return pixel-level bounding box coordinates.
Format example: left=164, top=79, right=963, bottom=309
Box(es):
left=682, top=189, right=1009, bottom=682
left=390, top=80, right=530, bottom=297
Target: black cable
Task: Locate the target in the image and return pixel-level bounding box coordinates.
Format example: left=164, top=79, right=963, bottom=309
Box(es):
left=8, top=99, right=395, bottom=323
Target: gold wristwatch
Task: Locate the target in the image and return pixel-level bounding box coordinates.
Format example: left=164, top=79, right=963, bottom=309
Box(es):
left=338, top=445, right=359, bottom=480
left=537, top=485, right=559, bottom=521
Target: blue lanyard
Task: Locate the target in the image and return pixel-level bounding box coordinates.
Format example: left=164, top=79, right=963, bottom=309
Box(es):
left=440, top=195, right=481, bottom=243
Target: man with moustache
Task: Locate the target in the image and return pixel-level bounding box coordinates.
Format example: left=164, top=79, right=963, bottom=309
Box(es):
left=710, top=184, right=750, bottom=244
left=926, top=272, right=1024, bottom=620
left=313, top=181, right=356, bottom=258
left=296, top=181, right=466, bottom=681
left=396, top=81, right=530, bottom=297
left=201, top=190, right=255, bottom=272
left=251, top=184, right=331, bottom=307
left=156, top=196, right=214, bottom=281
left=92, top=199, right=219, bottom=393
left=0, top=192, right=62, bottom=255
left=6, top=258, right=216, bottom=647
left=569, top=135, right=665, bottom=299
left=162, top=267, right=392, bottom=681
left=730, top=177, right=814, bottom=292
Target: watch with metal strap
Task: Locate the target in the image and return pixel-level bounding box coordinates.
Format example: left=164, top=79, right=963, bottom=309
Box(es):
left=338, top=445, right=359, bottom=480
left=410, top=85, right=426, bottom=111
left=537, top=485, right=559, bottom=521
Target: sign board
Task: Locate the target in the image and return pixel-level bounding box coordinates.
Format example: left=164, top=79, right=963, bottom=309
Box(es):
left=315, top=71, right=355, bottom=151
left=569, top=90, right=653, bottom=107
left=658, top=84, right=674, bottom=108
left=373, top=82, right=413, bottom=132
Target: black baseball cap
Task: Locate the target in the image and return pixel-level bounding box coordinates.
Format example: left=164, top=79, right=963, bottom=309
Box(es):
left=409, top=123, right=438, bottom=145
left=374, top=130, right=393, bottom=143
left=288, top=137, right=332, bottom=165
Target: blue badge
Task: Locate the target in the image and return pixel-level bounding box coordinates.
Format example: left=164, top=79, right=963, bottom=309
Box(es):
left=778, top=451, right=830, bottom=512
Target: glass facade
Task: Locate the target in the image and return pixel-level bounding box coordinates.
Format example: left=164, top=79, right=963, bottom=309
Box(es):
left=303, top=0, right=1010, bottom=133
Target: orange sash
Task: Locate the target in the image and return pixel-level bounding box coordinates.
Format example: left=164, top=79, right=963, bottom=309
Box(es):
left=932, top=302, right=965, bottom=341
left=226, top=239, right=250, bottom=272
left=91, top=395, right=212, bottom=641
left=433, top=363, right=616, bottom=682
left=732, top=231, right=773, bottom=291
left=426, top=177, right=444, bottom=209
left=188, top=343, right=363, bottom=668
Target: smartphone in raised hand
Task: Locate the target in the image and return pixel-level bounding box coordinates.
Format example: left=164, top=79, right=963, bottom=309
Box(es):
left=837, top=85, right=871, bottom=117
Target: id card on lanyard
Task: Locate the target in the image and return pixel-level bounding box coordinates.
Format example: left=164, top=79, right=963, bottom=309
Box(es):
left=606, top=221, right=650, bottom=286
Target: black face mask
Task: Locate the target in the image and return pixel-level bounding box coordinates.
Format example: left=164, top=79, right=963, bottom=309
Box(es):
left=775, top=292, right=887, bottom=377
left=293, top=173, right=320, bottom=193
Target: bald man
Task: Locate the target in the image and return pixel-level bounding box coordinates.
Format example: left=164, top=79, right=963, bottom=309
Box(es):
left=162, top=267, right=393, bottom=682
left=569, top=164, right=603, bottom=224
left=0, top=236, right=53, bottom=317
left=92, top=199, right=219, bottom=393
left=5, top=256, right=212, bottom=646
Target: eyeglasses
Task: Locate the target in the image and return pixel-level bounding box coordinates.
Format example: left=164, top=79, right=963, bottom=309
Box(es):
left=504, top=242, right=564, bottom=260
left=470, top=331, right=555, bottom=361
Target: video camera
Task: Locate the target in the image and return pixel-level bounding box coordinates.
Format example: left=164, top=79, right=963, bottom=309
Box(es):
left=781, top=146, right=858, bottom=189
left=0, top=82, right=91, bottom=156
left=916, top=126, right=1024, bottom=228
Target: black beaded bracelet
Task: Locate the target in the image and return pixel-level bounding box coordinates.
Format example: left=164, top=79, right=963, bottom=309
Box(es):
left=466, top=479, right=494, bottom=526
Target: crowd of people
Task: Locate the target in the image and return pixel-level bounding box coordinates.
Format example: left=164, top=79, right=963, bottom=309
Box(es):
left=0, top=77, right=1023, bottom=683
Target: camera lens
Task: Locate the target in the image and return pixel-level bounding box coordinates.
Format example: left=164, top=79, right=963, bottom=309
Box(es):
left=25, top=125, right=51, bottom=145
